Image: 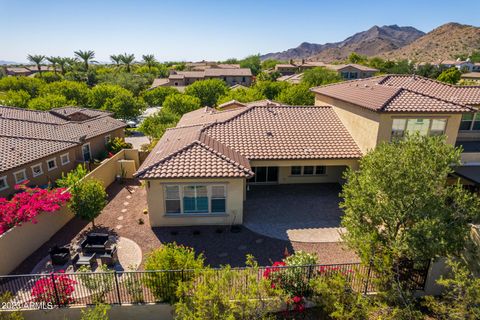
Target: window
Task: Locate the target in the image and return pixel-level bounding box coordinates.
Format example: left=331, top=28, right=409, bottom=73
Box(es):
left=31, top=164, right=43, bottom=177
left=242, top=76, right=246, bottom=82
left=183, top=185, right=208, bottom=213
left=82, top=143, right=91, bottom=161
left=349, top=72, right=358, bottom=79
left=46, top=158, right=57, bottom=171
left=303, top=166, right=314, bottom=175
left=315, top=166, right=326, bottom=175
left=14, top=169, right=27, bottom=184
left=341, top=72, right=349, bottom=79
left=104, top=135, right=111, bottom=145
left=60, top=153, right=70, bottom=165
left=291, top=166, right=302, bottom=175
left=250, top=167, right=278, bottom=183
left=211, top=186, right=226, bottom=213
left=0, top=176, right=8, bottom=191
left=460, top=113, right=480, bottom=131
left=391, top=118, right=447, bottom=139
left=165, top=186, right=181, bottom=214
left=291, top=166, right=326, bottom=176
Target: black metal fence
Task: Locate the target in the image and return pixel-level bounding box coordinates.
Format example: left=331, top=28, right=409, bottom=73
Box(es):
left=0, top=261, right=430, bottom=310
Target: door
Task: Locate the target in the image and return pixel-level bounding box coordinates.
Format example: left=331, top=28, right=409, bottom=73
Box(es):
left=82, top=143, right=91, bottom=161
left=249, top=167, right=278, bottom=184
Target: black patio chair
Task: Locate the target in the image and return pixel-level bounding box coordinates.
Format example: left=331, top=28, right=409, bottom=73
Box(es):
left=72, top=253, right=97, bottom=271
left=98, top=245, right=118, bottom=267
left=49, top=245, right=70, bottom=266
left=80, top=233, right=109, bottom=253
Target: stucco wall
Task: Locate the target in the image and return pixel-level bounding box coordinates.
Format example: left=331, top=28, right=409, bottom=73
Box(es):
left=146, top=178, right=245, bottom=227
left=18, top=303, right=173, bottom=320
left=0, top=206, right=74, bottom=275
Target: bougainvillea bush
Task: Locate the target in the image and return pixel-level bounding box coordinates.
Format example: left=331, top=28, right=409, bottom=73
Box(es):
left=0, top=183, right=71, bottom=235
left=31, top=272, right=77, bottom=305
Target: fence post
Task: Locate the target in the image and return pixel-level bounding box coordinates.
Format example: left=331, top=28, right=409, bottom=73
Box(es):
left=364, top=260, right=373, bottom=295
left=51, top=273, right=61, bottom=307
left=114, top=271, right=122, bottom=305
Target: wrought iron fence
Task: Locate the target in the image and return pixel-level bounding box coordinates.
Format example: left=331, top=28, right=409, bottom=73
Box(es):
left=0, top=261, right=430, bottom=310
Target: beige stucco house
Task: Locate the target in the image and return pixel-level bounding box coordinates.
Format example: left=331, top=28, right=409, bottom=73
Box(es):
left=0, top=106, right=126, bottom=198
left=136, top=74, right=480, bottom=227
left=275, top=60, right=378, bottom=80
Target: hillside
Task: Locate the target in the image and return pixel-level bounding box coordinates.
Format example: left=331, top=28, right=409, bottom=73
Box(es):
left=380, top=23, right=480, bottom=62
left=261, top=25, right=424, bottom=62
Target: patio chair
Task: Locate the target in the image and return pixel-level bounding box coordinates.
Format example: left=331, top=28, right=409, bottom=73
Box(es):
left=72, top=253, right=97, bottom=271
left=49, top=245, right=70, bottom=265
left=80, top=233, right=109, bottom=253
left=98, top=245, right=118, bottom=267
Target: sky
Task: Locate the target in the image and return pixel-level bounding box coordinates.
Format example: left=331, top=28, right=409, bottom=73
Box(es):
left=2, top=0, right=479, bottom=63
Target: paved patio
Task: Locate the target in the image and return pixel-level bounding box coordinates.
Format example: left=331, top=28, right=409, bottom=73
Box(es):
left=12, top=181, right=358, bottom=274
left=244, top=183, right=345, bottom=242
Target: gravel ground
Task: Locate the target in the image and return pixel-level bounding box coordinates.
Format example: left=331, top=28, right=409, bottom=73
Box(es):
left=12, top=181, right=358, bottom=274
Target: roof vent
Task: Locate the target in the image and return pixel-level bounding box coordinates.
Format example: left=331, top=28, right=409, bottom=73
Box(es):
left=266, top=131, right=273, bottom=137
left=79, top=135, right=87, bottom=143
left=10, top=147, right=15, bottom=151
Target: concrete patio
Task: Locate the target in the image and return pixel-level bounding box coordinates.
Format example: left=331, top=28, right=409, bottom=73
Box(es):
left=244, top=183, right=345, bottom=242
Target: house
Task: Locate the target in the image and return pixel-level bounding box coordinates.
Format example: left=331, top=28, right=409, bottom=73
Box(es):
left=275, top=60, right=378, bottom=80
left=461, top=72, right=480, bottom=82
left=277, top=73, right=303, bottom=84
left=149, top=68, right=253, bottom=90
left=135, top=74, right=480, bottom=227
left=438, top=59, right=477, bottom=72
left=0, top=106, right=126, bottom=197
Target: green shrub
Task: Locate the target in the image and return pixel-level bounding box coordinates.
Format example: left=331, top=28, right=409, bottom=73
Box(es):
left=184, top=78, right=227, bottom=107
left=56, top=164, right=88, bottom=189
left=80, top=304, right=111, bottom=320
left=0, top=76, right=44, bottom=97
left=141, top=86, right=178, bottom=107
left=138, top=109, right=180, bottom=139
left=78, top=265, right=114, bottom=304
left=0, top=90, right=31, bottom=108
left=35, top=71, right=63, bottom=83
left=276, top=84, right=314, bottom=105
left=162, top=93, right=201, bottom=115
left=69, top=179, right=107, bottom=227
left=106, top=137, right=132, bottom=154
left=88, top=83, right=131, bottom=109
left=144, top=243, right=205, bottom=303
left=28, top=93, right=69, bottom=110
left=39, top=80, right=89, bottom=106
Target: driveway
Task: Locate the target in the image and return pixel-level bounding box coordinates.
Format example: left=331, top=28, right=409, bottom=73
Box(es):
left=244, top=183, right=345, bottom=243
left=125, top=131, right=150, bottom=149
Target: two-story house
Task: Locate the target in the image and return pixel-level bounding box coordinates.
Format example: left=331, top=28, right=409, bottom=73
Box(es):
left=135, top=74, right=480, bottom=227
left=0, top=106, right=126, bottom=198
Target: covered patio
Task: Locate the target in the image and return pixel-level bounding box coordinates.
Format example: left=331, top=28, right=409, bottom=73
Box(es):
left=243, top=183, right=345, bottom=243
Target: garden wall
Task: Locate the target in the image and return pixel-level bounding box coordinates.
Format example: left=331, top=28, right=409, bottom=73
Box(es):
left=18, top=303, right=173, bottom=320
left=0, top=149, right=140, bottom=275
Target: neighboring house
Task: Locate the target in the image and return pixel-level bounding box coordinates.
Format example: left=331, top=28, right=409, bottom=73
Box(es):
left=136, top=74, right=480, bottom=227
left=185, top=61, right=241, bottom=71
left=277, top=73, right=303, bottom=84
left=275, top=60, right=378, bottom=80
left=4, top=65, right=58, bottom=77
left=461, top=72, right=480, bottom=82
left=0, top=106, right=126, bottom=198
left=436, top=59, right=480, bottom=72
left=149, top=68, right=253, bottom=90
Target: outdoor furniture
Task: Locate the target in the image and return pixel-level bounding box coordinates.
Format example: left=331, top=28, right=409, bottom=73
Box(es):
left=49, top=245, right=70, bottom=265
left=80, top=233, right=109, bottom=253
left=72, top=253, right=96, bottom=270
left=98, top=245, right=118, bottom=267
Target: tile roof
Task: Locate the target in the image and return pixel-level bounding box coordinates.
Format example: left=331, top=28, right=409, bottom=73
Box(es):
left=217, top=100, right=247, bottom=109
left=0, top=106, right=126, bottom=172
left=204, top=68, right=252, bottom=77
left=136, top=103, right=361, bottom=179
left=311, top=75, right=478, bottom=112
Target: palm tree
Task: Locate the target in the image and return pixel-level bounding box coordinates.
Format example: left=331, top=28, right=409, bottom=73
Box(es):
left=46, top=56, right=59, bottom=74
left=120, top=53, right=135, bottom=73
left=142, top=54, right=157, bottom=71
left=27, top=54, right=46, bottom=77
left=56, top=57, right=68, bottom=75
left=74, top=50, right=96, bottom=71
left=110, top=54, right=122, bottom=67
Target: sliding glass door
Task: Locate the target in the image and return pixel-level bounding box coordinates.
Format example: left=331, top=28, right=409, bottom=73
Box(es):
left=249, top=167, right=278, bottom=184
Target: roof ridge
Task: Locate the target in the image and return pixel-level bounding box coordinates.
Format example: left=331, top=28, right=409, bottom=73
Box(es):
left=386, top=87, right=474, bottom=111
left=0, top=134, right=79, bottom=144
left=310, top=75, right=387, bottom=92
left=200, top=106, right=255, bottom=132
left=379, top=87, right=404, bottom=111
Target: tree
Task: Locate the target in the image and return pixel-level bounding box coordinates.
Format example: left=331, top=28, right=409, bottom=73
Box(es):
left=142, top=54, right=157, bottom=71
left=96, top=72, right=152, bottom=96
left=56, top=57, right=70, bottom=75
left=138, top=109, right=180, bottom=139
left=88, top=83, right=132, bottom=109
left=261, top=59, right=285, bottom=70
left=340, top=135, right=480, bottom=281
left=437, top=67, right=462, bottom=84
left=28, top=94, right=69, bottom=110
left=102, top=90, right=145, bottom=120
left=34, top=71, right=62, bottom=83
left=27, top=54, right=46, bottom=76
left=69, top=179, right=107, bottom=227
left=301, top=67, right=342, bottom=87
left=46, top=56, right=58, bottom=74
left=276, top=84, right=314, bottom=105
left=217, top=87, right=265, bottom=105
left=39, top=80, right=89, bottom=106
left=253, top=80, right=290, bottom=100
left=106, top=137, right=133, bottom=154
left=120, top=53, right=135, bottom=73
left=347, top=52, right=368, bottom=64
left=56, top=164, right=88, bottom=189
left=0, top=90, right=31, bottom=108
left=162, top=93, right=201, bottom=115
left=240, top=54, right=262, bottom=75
left=415, top=63, right=442, bottom=79
left=184, top=78, right=228, bottom=107
left=110, top=54, right=122, bottom=67
left=0, top=76, right=44, bottom=97
left=141, top=86, right=178, bottom=107
left=74, top=50, right=96, bottom=71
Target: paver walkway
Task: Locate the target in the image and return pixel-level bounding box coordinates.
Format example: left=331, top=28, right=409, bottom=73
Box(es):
left=244, top=183, right=345, bottom=242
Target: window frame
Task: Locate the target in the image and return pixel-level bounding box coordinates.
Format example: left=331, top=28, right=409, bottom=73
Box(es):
left=290, top=166, right=327, bottom=176
left=460, top=113, right=480, bottom=131
left=13, top=169, right=27, bottom=184
left=390, top=117, right=448, bottom=139
left=46, top=158, right=58, bottom=171
left=60, top=153, right=70, bottom=166
left=164, top=184, right=227, bottom=215
left=82, top=143, right=92, bottom=162
left=210, top=185, right=226, bottom=213
left=0, top=175, right=9, bottom=191
left=31, top=163, right=43, bottom=177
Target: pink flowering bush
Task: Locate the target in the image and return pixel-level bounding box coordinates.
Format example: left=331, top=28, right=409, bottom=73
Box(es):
left=0, top=183, right=71, bottom=235
left=31, top=271, right=77, bottom=305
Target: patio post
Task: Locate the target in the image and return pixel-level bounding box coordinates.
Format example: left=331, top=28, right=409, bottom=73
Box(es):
left=114, top=271, right=122, bottom=305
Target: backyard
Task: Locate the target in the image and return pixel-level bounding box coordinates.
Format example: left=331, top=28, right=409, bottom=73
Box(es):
left=12, top=180, right=359, bottom=275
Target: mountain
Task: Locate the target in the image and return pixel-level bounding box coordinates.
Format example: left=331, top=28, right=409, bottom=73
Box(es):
left=0, top=60, right=20, bottom=65
left=260, top=25, right=425, bottom=62
left=380, top=23, right=480, bottom=62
